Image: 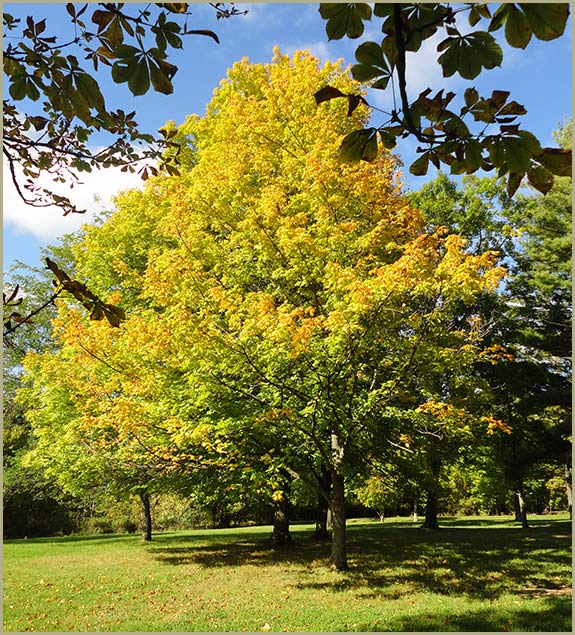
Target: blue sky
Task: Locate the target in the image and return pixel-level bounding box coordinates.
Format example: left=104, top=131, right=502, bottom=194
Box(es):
left=3, top=2, right=572, bottom=274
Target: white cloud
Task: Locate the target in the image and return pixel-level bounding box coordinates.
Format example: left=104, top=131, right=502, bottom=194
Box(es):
left=3, top=161, right=143, bottom=243
left=366, top=29, right=466, bottom=114
left=404, top=31, right=464, bottom=97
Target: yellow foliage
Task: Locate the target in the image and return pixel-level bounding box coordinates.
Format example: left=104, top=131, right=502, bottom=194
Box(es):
left=483, top=416, right=513, bottom=435
left=417, top=400, right=465, bottom=419
left=479, top=344, right=515, bottom=363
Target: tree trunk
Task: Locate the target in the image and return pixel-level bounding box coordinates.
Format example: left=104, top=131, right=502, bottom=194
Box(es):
left=270, top=490, right=292, bottom=547
left=312, top=466, right=331, bottom=541
left=513, top=481, right=529, bottom=528
left=330, top=470, right=347, bottom=570
left=564, top=465, right=572, bottom=519
left=139, top=492, right=152, bottom=541
left=421, top=459, right=440, bottom=530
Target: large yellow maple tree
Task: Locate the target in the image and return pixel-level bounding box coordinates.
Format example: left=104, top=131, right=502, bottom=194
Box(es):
left=21, top=50, right=505, bottom=568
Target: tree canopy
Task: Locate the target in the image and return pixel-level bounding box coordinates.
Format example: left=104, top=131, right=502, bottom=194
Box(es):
left=2, top=2, right=570, bottom=226
left=16, top=49, right=514, bottom=569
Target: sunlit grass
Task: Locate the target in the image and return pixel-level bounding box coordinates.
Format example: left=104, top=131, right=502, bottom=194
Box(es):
left=3, top=514, right=571, bottom=632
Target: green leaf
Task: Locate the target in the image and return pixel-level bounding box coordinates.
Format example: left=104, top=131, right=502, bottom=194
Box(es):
left=380, top=35, right=398, bottom=68
left=9, top=76, right=27, bottom=100
left=371, top=76, right=391, bottom=90
left=314, top=85, right=345, bottom=106
left=464, top=139, right=483, bottom=172
left=373, top=4, right=394, bottom=18
left=378, top=129, right=398, bottom=150
left=68, top=89, right=92, bottom=125
left=450, top=159, right=468, bottom=175
left=536, top=148, right=572, bottom=177
left=527, top=163, right=554, bottom=194
left=104, top=16, right=124, bottom=48
left=504, top=4, right=532, bottom=48
left=319, top=3, right=371, bottom=40
left=351, top=63, right=386, bottom=82
left=165, top=30, right=183, bottom=49
left=339, top=128, right=378, bottom=162
left=75, top=72, right=105, bottom=110
left=154, top=28, right=168, bottom=52
left=469, top=3, right=491, bottom=27
left=111, top=61, right=134, bottom=84
left=488, top=4, right=510, bottom=32
left=127, top=60, right=150, bottom=96
left=352, top=41, right=390, bottom=86
left=114, top=44, right=141, bottom=59
left=501, top=138, right=531, bottom=173
left=354, top=41, right=388, bottom=69
left=521, top=3, right=570, bottom=41
left=438, top=32, right=502, bottom=80
left=409, top=153, right=430, bottom=176
left=487, top=139, right=506, bottom=167
left=149, top=61, right=173, bottom=95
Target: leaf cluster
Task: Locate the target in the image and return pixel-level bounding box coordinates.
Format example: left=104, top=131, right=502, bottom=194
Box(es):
left=316, top=3, right=571, bottom=195
left=3, top=3, right=245, bottom=213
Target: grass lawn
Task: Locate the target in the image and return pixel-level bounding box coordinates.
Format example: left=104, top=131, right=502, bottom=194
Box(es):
left=3, top=514, right=572, bottom=632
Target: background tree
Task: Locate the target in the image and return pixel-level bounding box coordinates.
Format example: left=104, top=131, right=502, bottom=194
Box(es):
left=409, top=118, right=572, bottom=524
left=3, top=238, right=88, bottom=538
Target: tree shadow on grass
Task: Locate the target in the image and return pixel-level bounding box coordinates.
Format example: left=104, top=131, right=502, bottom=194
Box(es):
left=149, top=529, right=330, bottom=568
left=148, top=520, right=571, bottom=603
left=354, top=593, right=572, bottom=632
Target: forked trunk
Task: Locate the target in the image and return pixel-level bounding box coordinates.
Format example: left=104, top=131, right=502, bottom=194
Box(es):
left=139, top=492, right=152, bottom=541
left=330, top=470, right=347, bottom=571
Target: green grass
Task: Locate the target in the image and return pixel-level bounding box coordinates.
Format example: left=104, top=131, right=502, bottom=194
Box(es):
left=3, top=514, right=572, bottom=632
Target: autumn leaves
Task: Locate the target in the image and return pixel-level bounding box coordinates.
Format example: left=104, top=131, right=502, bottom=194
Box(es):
left=22, top=51, right=507, bottom=569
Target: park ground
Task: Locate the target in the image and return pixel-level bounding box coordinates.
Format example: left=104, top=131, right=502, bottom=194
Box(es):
left=3, top=514, right=572, bottom=632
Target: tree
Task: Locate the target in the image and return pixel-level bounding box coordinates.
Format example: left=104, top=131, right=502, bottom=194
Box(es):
left=14, top=208, right=185, bottom=541
left=409, top=120, right=572, bottom=525
left=3, top=239, right=88, bottom=538
left=354, top=474, right=401, bottom=522
left=18, top=309, right=183, bottom=541
left=3, top=2, right=246, bottom=214
left=18, top=49, right=507, bottom=566
left=316, top=3, right=571, bottom=195
left=131, top=49, right=505, bottom=569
